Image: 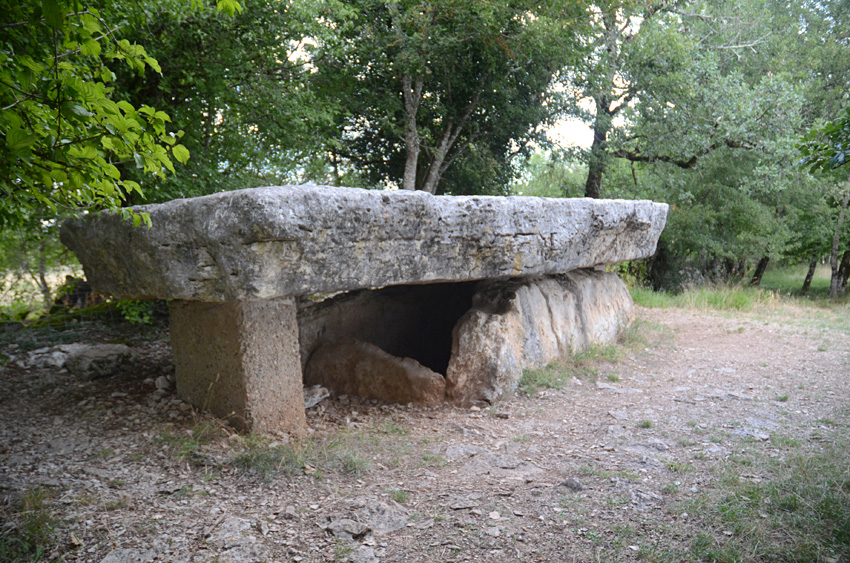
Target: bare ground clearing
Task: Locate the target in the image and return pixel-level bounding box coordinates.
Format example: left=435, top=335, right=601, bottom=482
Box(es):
left=1, top=305, right=849, bottom=562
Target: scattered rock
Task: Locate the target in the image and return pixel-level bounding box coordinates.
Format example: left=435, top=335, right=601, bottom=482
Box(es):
left=350, top=545, right=379, bottom=563
left=208, top=517, right=254, bottom=549
left=154, top=375, right=171, bottom=390
left=559, top=478, right=585, bottom=492
left=100, top=548, right=156, bottom=563
left=323, top=517, right=370, bottom=540
left=444, top=444, right=485, bottom=461
left=449, top=498, right=480, bottom=510
left=355, top=501, right=409, bottom=535
left=303, top=384, right=330, bottom=409
left=65, top=344, right=133, bottom=380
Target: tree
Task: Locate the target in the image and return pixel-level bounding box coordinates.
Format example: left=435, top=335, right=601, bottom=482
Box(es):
left=313, top=0, right=587, bottom=195
left=0, top=0, right=189, bottom=227
left=565, top=0, right=810, bottom=198
left=112, top=0, right=336, bottom=202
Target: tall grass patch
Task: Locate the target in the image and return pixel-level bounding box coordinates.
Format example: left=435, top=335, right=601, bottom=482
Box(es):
left=0, top=487, right=55, bottom=563
left=695, top=434, right=850, bottom=561
left=632, top=285, right=779, bottom=311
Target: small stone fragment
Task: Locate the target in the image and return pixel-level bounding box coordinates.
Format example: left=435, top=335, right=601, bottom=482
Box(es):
left=324, top=517, right=370, bottom=540
left=303, top=384, right=330, bottom=409
left=560, top=478, right=585, bottom=491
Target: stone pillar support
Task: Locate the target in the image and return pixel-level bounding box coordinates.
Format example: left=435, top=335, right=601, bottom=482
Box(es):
left=169, top=298, right=306, bottom=435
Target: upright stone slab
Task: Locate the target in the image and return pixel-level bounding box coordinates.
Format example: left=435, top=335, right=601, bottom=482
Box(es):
left=169, top=298, right=306, bottom=435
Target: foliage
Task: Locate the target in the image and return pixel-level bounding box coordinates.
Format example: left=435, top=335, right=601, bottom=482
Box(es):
left=115, top=299, right=154, bottom=325
left=0, top=0, right=188, bottom=227
left=800, top=107, right=850, bottom=172
left=112, top=0, right=338, bottom=202
left=313, top=0, right=588, bottom=194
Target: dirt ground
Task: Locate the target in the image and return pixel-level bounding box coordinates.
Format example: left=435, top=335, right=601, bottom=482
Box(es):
left=1, top=305, right=848, bottom=563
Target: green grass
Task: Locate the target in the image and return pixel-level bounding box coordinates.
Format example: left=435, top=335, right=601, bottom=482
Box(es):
left=229, top=432, right=374, bottom=481
left=637, top=419, right=653, bottom=429
left=631, top=263, right=850, bottom=337
left=389, top=489, right=409, bottom=503
left=518, top=333, right=651, bottom=396
left=518, top=362, right=571, bottom=395
left=157, top=421, right=220, bottom=464
left=631, top=284, right=779, bottom=311
left=760, top=263, right=832, bottom=297
left=0, top=487, right=55, bottom=563
left=695, top=436, right=850, bottom=562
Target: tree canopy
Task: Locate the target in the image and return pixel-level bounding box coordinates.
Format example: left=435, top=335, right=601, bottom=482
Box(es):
left=0, top=0, right=190, bottom=227
left=311, top=0, right=588, bottom=195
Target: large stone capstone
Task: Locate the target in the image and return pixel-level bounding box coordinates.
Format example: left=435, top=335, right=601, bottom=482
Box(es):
left=60, top=185, right=667, bottom=301
left=60, top=185, right=668, bottom=435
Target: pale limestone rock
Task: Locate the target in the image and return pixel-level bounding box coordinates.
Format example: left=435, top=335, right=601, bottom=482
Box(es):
left=304, top=340, right=446, bottom=406
left=60, top=185, right=668, bottom=301
left=446, top=270, right=633, bottom=405
left=65, top=344, right=134, bottom=380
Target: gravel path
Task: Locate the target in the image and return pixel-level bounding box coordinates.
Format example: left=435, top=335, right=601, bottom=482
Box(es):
left=1, top=306, right=848, bottom=562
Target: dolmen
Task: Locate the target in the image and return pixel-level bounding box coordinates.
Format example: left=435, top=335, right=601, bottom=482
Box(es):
left=61, top=185, right=668, bottom=435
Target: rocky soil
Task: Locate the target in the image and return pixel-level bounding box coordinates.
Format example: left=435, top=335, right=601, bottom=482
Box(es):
left=1, top=306, right=848, bottom=562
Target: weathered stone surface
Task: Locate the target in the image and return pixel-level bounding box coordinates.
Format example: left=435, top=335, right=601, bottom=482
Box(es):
left=169, top=298, right=306, bottom=435
left=304, top=340, right=446, bottom=406
left=445, top=270, right=633, bottom=405
left=60, top=185, right=668, bottom=302
left=65, top=344, right=134, bottom=380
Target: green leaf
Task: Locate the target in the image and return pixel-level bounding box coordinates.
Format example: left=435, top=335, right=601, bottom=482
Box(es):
left=144, top=56, right=162, bottom=74
left=81, top=39, right=102, bottom=57
left=6, top=129, right=38, bottom=150
left=62, top=103, right=94, bottom=120
left=103, top=163, right=120, bottom=179
left=172, top=144, right=190, bottom=164
left=116, top=101, right=136, bottom=115
left=42, top=0, right=65, bottom=30
left=216, top=0, right=243, bottom=16
left=18, top=56, right=45, bottom=73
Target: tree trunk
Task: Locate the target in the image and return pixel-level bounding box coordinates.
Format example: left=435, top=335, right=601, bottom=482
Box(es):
left=401, top=76, right=423, bottom=191
left=750, top=256, right=769, bottom=286
left=839, top=250, right=850, bottom=292
left=829, top=190, right=850, bottom=297
left=583, top=97, right=612, bottom=199
left=801, top=258, right=817, bottom=294
left=36, top=241, right=51, bottom=309
left=421, top=125, right=454, bottom=194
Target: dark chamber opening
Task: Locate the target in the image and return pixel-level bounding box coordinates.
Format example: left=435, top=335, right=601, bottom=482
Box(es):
left=299, top=281, right=479, bottom=376
left=367, top=282, right=478, bottom=374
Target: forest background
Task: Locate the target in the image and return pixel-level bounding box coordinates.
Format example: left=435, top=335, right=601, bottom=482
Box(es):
left=1, top=0, right=849, bottom=315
